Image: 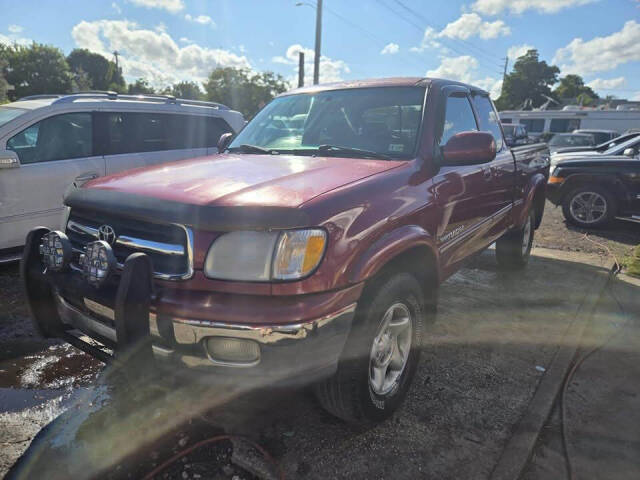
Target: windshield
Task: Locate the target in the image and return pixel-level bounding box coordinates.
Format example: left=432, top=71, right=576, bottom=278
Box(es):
left=0, top=106, right=28, bottom=128
left=549, top=134, right=594, bottom=147
left=502, top=125, right=515, bottom=135
left=228, top=86, right=426, bottom=159
left=604, top=135, right=640, bottom=155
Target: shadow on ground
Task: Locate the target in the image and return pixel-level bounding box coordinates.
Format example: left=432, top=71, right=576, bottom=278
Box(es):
left=3, top=248, right=638, bottom=480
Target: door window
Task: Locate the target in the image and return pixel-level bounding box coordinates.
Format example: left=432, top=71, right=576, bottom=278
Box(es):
left=7, top=113, right=93, bottom=164
left=439, top=95, right=478, bottom=146
left=471, top=94, right=504, bottom=151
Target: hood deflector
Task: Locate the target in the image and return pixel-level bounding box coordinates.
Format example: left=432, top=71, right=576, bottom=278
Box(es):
left=64, top=188, right=311, bottom=232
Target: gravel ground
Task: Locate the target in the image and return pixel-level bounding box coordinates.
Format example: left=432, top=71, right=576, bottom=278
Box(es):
left=1, top=202, right=639, bottom=479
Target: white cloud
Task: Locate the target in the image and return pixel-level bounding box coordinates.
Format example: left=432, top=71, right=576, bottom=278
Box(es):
left=380, top=43, right=399, bottom=55
left=553, top=20, right=640, bottom=75
left=128, top=0, right=184, bottom=13
left=179, top=37, right=193, bottom=44
left=0, top=29, right=31, bottom=46
left=587, top=77, right=626, bottom=90
left=472, top=0, right=596, bottom=15
left=411, top=13, right=509, bottom=52
left=507, top=44, right=534, bottom=61
left=426, top=55, right=502, bottom=98
left=8, top=24, right=23, bottom=33
left=112, top=2, right=122, bottom=14
left=71, top=19, right=250, bottom=87
left=272, top=44, right=350, bottom=86
left=184, top=14, right=216, bottom=28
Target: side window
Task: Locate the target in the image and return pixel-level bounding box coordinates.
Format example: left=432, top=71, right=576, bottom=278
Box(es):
left=471, top=94, right=504, bottom=151
left=7, top=113, right=93, bottom=164
left=167, top=115, right=233, bottom=149
left=439, top=95, right=478, bottom=146
left=520, top=119, right=545, bottom=133
left=550, top=118, right=581, bottom=133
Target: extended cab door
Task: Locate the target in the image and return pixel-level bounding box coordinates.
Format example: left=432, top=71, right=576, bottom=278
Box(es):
left=0, top=112, right=104, bottom=250
left=431, top=88, right=498, bottom=271
left=470, top=92, right=515, bottom=242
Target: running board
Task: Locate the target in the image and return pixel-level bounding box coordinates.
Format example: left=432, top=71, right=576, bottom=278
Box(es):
left=61, top=330, right=114, bottom=364
left=615, top=216, right=640, bottom=224
left=0, top=252, right=22, bottom=264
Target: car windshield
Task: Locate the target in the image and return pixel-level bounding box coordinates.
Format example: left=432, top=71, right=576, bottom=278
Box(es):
left=502, top=125, right=515, bottom=135
left=0, top=106, right=28, bottom=128
left=604, top=134, right=640, bottom=155
left=228, top=86, right=426, bottom=160
left=549, top=134, right=594, bottom=147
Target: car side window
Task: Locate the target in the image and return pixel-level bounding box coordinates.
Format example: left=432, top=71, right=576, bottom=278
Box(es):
left=471, top=93, right=504, bottom=151
left=168, top=115, right=233, bottom=149
left=439, top=95, right=478, bottom=147
left=7, top=113, right=93, bottom=164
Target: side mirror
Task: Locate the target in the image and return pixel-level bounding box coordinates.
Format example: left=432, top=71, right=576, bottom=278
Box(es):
left=217, top=132, right=234, bottom=152
left=0, top=150, right=19, bottom=169
left=442, top=131, right=496, bottom=166
left=623, top=147, right=636, bottom=158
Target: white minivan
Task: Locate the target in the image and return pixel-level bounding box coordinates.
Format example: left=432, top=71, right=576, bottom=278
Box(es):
left=0, top=92, right=244, bottom=261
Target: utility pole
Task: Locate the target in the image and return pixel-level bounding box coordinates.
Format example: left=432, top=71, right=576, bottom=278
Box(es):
left=113, top=50, right=120, bottom=69
left=499, top=56, right=508, bottom=97
left=313, top=0, right=323, bottom=85
left=298, top=51, right=305, bottom=87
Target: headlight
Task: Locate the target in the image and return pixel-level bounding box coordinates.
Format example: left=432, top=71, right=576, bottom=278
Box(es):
left=204, top=228, right=326, bottom=282
left=80, top=240, right=116, bottom=287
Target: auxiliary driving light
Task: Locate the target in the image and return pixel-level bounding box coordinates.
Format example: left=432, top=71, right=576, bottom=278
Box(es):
left=205, top=337, right=261, bottom=366
left=39, top=231, right=72, bottom=271
left=80, top=240, right=116, bottom=287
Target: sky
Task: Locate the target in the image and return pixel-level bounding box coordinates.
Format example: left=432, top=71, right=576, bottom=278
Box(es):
left=1, top=0, right=639, bottom=101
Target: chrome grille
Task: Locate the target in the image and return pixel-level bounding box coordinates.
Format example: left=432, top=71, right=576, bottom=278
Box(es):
left=65, top=209, right=193, bottom=280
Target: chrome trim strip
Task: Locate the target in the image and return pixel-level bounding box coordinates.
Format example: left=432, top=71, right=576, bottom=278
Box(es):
left=615, top=216, right=640, bottom=224
left=439, top=204, right=512, bottom=253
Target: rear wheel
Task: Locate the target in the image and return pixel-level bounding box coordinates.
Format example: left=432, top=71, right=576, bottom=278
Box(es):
left=314, top=272, right=430, bottom=424
left=562, top=185, right=616, bottom=228
left=496, top=209, right=534, bottom=270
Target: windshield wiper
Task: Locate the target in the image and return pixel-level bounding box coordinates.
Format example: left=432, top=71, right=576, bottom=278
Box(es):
left=316, top=144, right=392, bottom=160
left=227, top=144, right=277, bottom=154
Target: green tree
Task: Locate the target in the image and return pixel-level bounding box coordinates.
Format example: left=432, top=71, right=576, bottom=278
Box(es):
left=67, top=48, right=125, bottom=92
left=0, top=58, right=10, bottom=103
left=204, top=67, right=288, bottom=117
left=553, top=74, right=598, bottom=106
left=127, top=78, right=155, bottom=95
left=162, top=81, right=204, bottom=100
left=1, top=43, right=72, bottom=100
left=495, top=49, right=559, bottom=110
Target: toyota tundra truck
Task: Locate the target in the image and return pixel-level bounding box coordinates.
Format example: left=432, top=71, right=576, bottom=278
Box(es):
left=22, top=78, right=550, bottom=424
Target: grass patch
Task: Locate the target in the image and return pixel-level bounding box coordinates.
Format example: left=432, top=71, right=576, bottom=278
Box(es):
left=624, top=244, right=640, bottom=278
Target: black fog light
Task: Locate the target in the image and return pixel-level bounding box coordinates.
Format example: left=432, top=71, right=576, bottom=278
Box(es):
left=80, top=240, right=116, bottom=287
left=205, top=337, right=261, bottom=366
left=39, top=231, right=72, bottom=271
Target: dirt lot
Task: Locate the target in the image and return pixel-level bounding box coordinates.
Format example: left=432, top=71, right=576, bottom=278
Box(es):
left=1, top=202, right=639, bottom=479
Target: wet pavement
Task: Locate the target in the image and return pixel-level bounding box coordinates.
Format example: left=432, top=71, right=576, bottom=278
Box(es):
left=3, top=246, right=636, bottom=479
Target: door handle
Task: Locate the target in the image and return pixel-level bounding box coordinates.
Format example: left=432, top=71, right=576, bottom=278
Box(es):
left=482, top=168, right=492, bottom=180
left=75, top=173, right=99, bottom=182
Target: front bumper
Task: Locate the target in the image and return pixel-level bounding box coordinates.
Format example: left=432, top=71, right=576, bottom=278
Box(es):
left=22, top=228, right=358, bottom=383
left=546, top=182, right=563, bottom=205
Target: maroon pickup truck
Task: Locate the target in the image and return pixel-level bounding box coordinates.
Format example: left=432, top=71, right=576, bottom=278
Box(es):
left=22, top=78, right=549, bottom=424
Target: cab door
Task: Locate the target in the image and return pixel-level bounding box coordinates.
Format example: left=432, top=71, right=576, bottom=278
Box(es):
left=0, top=112, right=104, bottom=250
left=432, top=88, right=497, bottom=273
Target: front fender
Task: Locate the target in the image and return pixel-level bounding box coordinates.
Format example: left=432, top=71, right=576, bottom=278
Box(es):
left=515, top=173, right=546, bottom=228
left=348, top=225, right=440, bottom=284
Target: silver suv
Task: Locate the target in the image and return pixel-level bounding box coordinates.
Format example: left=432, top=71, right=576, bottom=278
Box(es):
left=0, top=92, right=244, bottom=260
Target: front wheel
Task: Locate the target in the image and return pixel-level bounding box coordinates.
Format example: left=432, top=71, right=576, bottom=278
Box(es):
left=562, top=185, right=616, bottom=228
left=314, top=273, right=429, bottom=424
left=496, top=209, right=534, bottom=270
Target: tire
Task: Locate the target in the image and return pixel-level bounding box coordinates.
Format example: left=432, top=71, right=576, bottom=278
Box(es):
left=561, top=185, right=617, bottom=228
left=314, top=272, right=430, bottom=425
left=496, top=209, right=534, bottom=270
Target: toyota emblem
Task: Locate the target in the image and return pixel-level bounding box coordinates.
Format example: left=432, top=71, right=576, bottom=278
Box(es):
left=98, top=225, right=117, bottom=245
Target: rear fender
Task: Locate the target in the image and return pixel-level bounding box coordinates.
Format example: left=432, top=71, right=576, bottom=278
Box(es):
left=559, top=173, right=627, bottom=201
left=348, top=225, right=440, bottom=285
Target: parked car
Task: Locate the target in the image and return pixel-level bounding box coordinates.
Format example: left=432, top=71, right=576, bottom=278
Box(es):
left=572, top=129, right=619, bottom=145
left=547, top=132, right=596, bottom=153
left=501, top=123, right=532, bottom=147
left=551, top=131, right=639, bottom=155
left=547, top=155, right=640, bottom=227
left=550, top=132, right=640, bottom=167
left=0, top=92, right=244, bottom=262
left=22, top=77, right=550, bottom=424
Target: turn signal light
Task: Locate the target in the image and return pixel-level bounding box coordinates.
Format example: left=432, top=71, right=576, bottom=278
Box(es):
left=548, top=176, right=565, bottom=184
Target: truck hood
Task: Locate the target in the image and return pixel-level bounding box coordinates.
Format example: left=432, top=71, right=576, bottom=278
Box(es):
left=85, top=153, right=405, bottom=208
